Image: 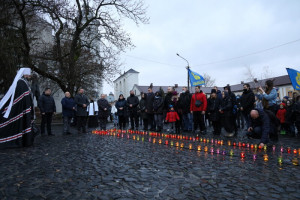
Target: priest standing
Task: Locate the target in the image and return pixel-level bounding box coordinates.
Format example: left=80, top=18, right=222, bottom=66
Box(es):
left=0, top=68, right=36, bottom=148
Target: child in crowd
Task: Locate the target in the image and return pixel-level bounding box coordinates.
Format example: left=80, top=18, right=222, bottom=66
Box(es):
left=166, top=105, right=180, bottom=133
left=276, top=103, right=287, bottom=135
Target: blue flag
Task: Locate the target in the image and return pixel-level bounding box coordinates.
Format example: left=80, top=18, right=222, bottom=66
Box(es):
left=286, top=68, right=300, bottom=90
left=188, top=69, right=205, bottom=86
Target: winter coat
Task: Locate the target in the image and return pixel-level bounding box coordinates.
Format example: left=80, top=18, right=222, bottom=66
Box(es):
left=224, top=86, right=237, bottom=106
left=190, top=91, right=207, bottom=112
left=126, top=95, right=139, bottom=113
left=166, top=111, right=180, bottom=122
left=139, top=96, right=148, bottom=119
left=249, top=108, right=273, bottom=144
left=164, top=92, right=173, bottom=110
left=259, top=88, right=277, bottom=108
left=38, top=93, right=56, bottom=113
left=216, top=90, right=222, bottom=100
left=61, top=97, right=75, bottom=117
left=74, top=94, right=89, bottom=116
left=219, top=92, right=232, bottom=117
left=207, top=97, right=221, bottom=121
left=146, top=92, right=155, bottom=114
left=97, top=98, right=110, bottom=118
left=276, top=108, right=286, bottom=124
left=178, top=91, right=192, bottom=114
left=285, top=105, right=294, bottom=124
left=240, top=89, right=255, bottom=114
left=115, top=99, right=127, bottom=117
left=153, top=93, right=164, bottom=114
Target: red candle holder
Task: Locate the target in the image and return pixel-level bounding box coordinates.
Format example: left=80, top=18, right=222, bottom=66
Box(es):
left=287, top=147, right=291, bottom=153
left=240, top=152, right=245, bottom=158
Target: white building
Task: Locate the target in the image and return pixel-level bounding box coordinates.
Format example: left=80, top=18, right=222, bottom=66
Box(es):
left=113, top=69, right=139, bottom=99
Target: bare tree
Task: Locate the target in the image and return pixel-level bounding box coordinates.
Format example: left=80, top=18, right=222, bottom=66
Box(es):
left=202, top=73, right=215, bottom=87
left=5, top=0, right=148, bottom=96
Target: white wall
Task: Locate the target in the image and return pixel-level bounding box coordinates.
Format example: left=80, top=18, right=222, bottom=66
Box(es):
left=114, top=72, right=139, bottom=99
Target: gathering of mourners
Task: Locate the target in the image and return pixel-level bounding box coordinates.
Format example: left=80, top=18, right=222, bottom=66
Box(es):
left=0, top=68, right=300, bottom=149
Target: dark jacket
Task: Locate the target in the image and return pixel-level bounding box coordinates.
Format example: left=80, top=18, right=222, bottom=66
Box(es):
left=220, top=91, right=232, bottom=117
left=74, top=93, right=89, bottom=116
left=61, top=97, right=75, bottom=117
left=126, top=94, right=139, bottom=113
left=38, top=93, right=56, bottom=113
left=139, top=94, right=148, bottom=119
left=216, top=90, right=222, bottom=100
left=207, top=97, right=221, bottom=121
left=249, top=108, right=273, bottom=144
left=294, top=96, right=300, bottom=122
left=224, top=85, right=236, bottom=107
left=240, top=89, right=255, bottom=114
left=178, top=91, right=192, bottom=114
left=115, top=98, right=127, bottom=117
left=164, top=92, right=173, bottom=110
left=146, top=92, right=155, bottom=114
left=97, top=98, right=110, bottom=118
left=153, top=92, right=164, bottom=114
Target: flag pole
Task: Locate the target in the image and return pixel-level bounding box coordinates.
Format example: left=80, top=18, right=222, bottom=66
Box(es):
left=176, top=53, right=190, bottom=91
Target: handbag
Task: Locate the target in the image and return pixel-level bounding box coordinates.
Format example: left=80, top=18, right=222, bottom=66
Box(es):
left=195, top=93, right=202, bottom=108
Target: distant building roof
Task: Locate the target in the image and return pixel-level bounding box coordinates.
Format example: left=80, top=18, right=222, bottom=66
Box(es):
left=133, top=75, right=291, bottom=94
left=113, top=68, right=139, bottom=82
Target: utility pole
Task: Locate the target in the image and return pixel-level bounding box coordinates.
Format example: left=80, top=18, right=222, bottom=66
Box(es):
left=176, top=53, right=190, bottom=91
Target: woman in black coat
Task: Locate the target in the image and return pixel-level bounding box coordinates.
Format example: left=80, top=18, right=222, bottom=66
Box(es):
left=115, top=94, right=127, bottom=130
left=219, top=91, right=234, bottom=137
left=207, top=90, right=221, bottom=135
left=139, top=93, right=148, bottom=131
left=153, top=91, right=164, bottom=132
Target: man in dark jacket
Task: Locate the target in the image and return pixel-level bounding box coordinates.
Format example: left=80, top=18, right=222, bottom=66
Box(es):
left=74, top=88, right=89, bottom=133
left=153, top=91, right=164, bottom=132
left=146, top=87, right=155, bottom=131
left=240, top=84, right=255, bottom=129
left=213, top=86, right=222, bottom=100
left=127, top=90, right=139, bottom=130
left=97, top=94, right=110, bottom=130
left=61, top=92, right=76, bottom=135
left=38, top=88, right=56, bottom=136
left=247, top=108, right=277, bottom=147
left=178, top=87, right=192, bottom=132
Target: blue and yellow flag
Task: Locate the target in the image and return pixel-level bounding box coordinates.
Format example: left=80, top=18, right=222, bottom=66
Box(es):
left=286, top=68, right=300, bottom=90
left=188, top=69, right=205, bottom=86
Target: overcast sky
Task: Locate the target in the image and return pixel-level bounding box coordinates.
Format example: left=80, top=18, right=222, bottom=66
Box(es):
left=103, top=0, right=300, bottom=94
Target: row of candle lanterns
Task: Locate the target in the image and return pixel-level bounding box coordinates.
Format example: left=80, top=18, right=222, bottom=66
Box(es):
left=92, top=129, right=300, bottom=163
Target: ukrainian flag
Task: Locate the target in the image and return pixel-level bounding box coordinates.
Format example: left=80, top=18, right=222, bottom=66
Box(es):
left=286, top=68, right=300, bottom=90
left=188, top=69, right=205, bottom=86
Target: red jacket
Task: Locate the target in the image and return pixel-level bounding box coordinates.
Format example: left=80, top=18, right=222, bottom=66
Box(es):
left=276, top=108, right=286, bottom=124
left=190, top=92, right=207, bottom=112
left=166, top=111, right=180, bottom=122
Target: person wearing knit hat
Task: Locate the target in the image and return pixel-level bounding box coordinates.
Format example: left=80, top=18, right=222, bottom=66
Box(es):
left=0, top=68, right=36, bottom=147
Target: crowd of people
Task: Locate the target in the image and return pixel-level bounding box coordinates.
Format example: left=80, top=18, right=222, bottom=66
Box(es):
left=1, top=68, right=300, bottom=149
left=56, top=80, right=300, bottom=147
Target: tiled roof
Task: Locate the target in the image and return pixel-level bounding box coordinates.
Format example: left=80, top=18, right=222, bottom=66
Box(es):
left=113, top=68, right=139, bottom=82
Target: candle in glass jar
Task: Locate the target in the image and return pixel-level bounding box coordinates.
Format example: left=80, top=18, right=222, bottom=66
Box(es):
left=204, top=146, right=208, bottom=152
left=197, top=145, right=201, bottom=151
left=253, top=154, right=257, bottom=160
left=210, top=147, right=214, bottom=153
left=189, top=144, right=193, bottom=150
left=263, top=154, right=268, bottom=161
left=170, top=141, right=174, bottom=146
left=240, top=152, right=245, bottom=158
left=287, top=147, right=291, bottom=153
left=230, top=149, right=234, bottom=156
left=176, top=142, right=179, bottom=147
left=180, top=143, right=184, bottom=148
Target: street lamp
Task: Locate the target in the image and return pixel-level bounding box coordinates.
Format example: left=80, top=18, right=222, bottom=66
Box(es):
left=176, top=53, right=190, bottom=91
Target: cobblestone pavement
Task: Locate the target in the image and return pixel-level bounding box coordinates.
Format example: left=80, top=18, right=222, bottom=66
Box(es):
left=1, top=124, right=300, bottom=199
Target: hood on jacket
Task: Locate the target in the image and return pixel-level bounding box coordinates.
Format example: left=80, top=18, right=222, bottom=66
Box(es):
left=224, top=85, right=232, bottom=94
left=280, top=102, right=286, bottom=108
left=155, top=91, right=162, bottom=97
left=141, top=93, right=147, bottom=100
